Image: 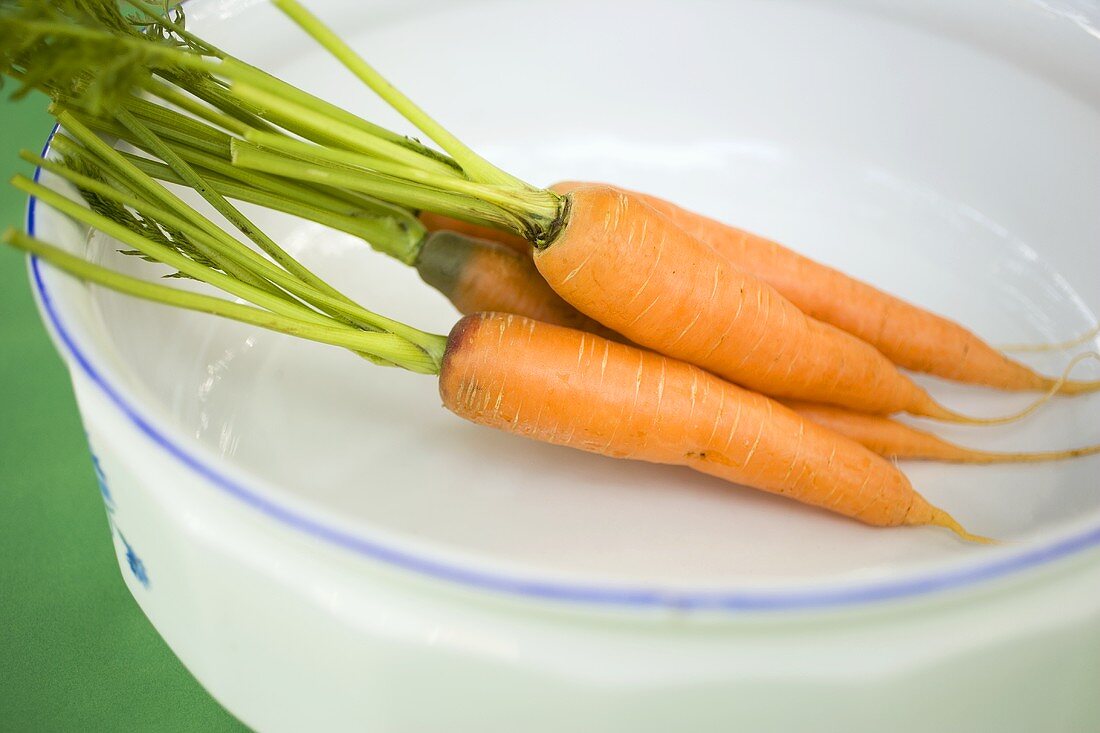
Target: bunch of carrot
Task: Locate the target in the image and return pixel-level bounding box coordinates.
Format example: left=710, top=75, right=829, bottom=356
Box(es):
left=2, top=0, right=1098, bottom=543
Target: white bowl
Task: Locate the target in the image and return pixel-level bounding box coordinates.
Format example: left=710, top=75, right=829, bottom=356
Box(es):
left=28, top=0, right=1100, bottom=730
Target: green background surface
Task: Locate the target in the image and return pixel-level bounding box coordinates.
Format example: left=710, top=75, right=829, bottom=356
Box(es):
left=0, top=96, right=245, bottom=730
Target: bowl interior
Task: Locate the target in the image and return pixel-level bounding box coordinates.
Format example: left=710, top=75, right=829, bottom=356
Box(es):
left=41, top=0, right=1100, bottom=589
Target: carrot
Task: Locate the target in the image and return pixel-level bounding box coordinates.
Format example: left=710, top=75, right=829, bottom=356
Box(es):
left=533, top=185, right=965, bottom=419
left=783, top=400, right=1100, bottom=463
left=550, top=181, right=1098, bottom=395
left=418, top=212, right=529, bottom=255
left=415, top=230, right=618, bottom=338
left=441, top=312, right=984, bottom=539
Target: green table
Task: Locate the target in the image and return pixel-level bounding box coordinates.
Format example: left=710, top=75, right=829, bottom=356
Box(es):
left=0, top=95, right=245, bottom=731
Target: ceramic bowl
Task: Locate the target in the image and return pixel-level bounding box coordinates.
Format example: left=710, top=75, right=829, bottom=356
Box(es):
left=27, top=0, right=1100, bottom=730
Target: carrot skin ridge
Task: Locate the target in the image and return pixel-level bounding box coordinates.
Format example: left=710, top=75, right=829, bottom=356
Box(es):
left=440, top=312, right=972, bottom=533
left=533, top=186, right=944, bottom=417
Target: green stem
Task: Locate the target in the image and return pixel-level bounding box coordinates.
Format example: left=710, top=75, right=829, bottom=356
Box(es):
left=25, top=153, right=442, bottom=353
left=113, top=104, right=354, bottom=306
left=71, top=96, right=406, bottom=221
left=125, top=1, right=446, bottom=160
left=52, top=115, right=200, bottom=216
left=116, top=154, right=425, bottom=263
left=100, top=99, right=422, bottom=227
left=60, top=98, right=429, bottom=261
left=228, top=80, right=458, bottom=178
left=29, top=154, right=336, bottom=297
left=13, top=174, right=332, bottom=326
left=231, top=140, right=526, bottom=232
left=4, top=228, right=443, bottom=374
left=53, top=116, right=275, bottom=292
left=242, top=128, right=465, bottom=191
left=71, top=104, right=231, bottom=158
left=240, top=129, right=532, bottom=212
left=140, top=77, right=251, bottom=136
left=28, top=152, right=439, bottom=341
left=218, top=57, right=443, bottom=157
left=122, top=148, right=419, bottom=234
left=272, top=0, right=527, bottom=189
left=34, top=147, right=424, bottom=270
left=125, top=94, right=236, bottom=148
left=36, top=146, right=282, bottom=296
left=18, top=11, right=447, bottom=172
left=153, top=69, right=282, bottom=136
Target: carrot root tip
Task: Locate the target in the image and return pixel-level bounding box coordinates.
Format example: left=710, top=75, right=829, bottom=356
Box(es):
left=999, top=324, right=1100, bottom=354
left=929, top=508, right=999, bottom=545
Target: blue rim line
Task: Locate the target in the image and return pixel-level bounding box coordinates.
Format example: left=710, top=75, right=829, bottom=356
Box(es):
left=26, top=125, right=1100, bottom=612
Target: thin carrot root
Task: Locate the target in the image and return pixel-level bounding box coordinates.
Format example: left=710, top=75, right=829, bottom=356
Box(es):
left=920, top=393, right=1055, bottom=426
left=916, top=352, right=1100, bottom=425
left=999, top=323, right=1100, bottom=354
left=1047, top=375, right=1100, bottom=396
left=927, top=508, right=999, bottom=545
left=781, top=399, right=1100, bottom=463
left=956, top=444, right=1100, bottom=464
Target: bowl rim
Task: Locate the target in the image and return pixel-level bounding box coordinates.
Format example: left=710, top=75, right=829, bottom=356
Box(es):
left=28, top=124, right=1100, bottom=614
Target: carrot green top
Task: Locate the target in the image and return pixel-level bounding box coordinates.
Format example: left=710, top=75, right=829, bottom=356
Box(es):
left=0, top=1, right=465, bottom=374
left=10, top=119, right=449, bottom=367
left=0, top=0, right=588, bottom=375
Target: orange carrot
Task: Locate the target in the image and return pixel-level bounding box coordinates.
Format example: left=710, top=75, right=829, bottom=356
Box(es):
left=442, top=312, right=984, bottom=539
left=783, top=399, right=1100, bottom=463
left=416, top=230, right=618, bottom=338
left=551, top=181, right=1096, bottom=395
left=534, top=185, right=961, bottom=419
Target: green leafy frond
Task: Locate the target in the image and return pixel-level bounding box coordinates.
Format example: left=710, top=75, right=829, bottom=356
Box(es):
left=60, top=150, right=215, bottom=277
